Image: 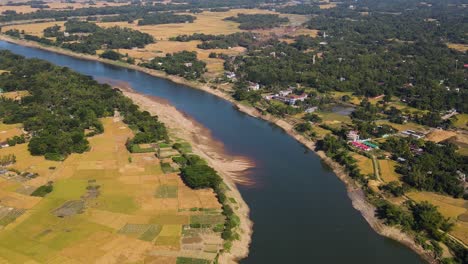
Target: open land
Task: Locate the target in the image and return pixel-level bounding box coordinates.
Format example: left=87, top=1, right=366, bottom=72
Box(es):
left=0, top=117, right=229, bottom=263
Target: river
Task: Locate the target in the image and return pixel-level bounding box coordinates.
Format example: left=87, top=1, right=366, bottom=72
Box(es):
left=0, top=41, right=424, bottom=264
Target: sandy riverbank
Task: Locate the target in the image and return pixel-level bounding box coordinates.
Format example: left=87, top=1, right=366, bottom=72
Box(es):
left=0, top=35, right=437, bottom=263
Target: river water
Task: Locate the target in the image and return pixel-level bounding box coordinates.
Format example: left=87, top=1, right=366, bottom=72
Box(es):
left=0, top=41, right=424, bottom=264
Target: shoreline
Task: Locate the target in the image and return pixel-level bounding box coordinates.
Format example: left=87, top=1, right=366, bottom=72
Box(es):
left=0, top=35, right=436, bottom=263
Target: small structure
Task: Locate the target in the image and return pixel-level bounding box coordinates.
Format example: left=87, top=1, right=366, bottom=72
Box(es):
left=278, top=89, right=293, bottom=96
left=351, top=141, right=371, bottom=151
left=225, top=71, right=236, bottom=79
left=63, top=32, right=70, bottom=37
left=347, top=130, right=360, bottom=142
left=305, top=107, right=318, bottom=113
left=363, top=141, right=379, bottom=149
left=184, top=62, right=193, bottom=67
left=0, top=142, right=9, bottom=148
left=285, top=94, right=307, bottom=105
left=401, top=130, right=425, bottom=139
left=397, top=157, right=407, bottom=163
left=247, top=82, right=260, bottom=91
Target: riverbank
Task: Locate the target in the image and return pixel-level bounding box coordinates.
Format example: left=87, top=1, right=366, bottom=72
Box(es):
left=0, top=35, right=436, bottom=263
left=113, top=81, right=254, bottom=264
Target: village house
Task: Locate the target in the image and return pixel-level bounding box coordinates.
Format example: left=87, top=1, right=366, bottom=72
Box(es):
left=278, top=89, right=293, bottom=96
left=305, top=107, right=318, bottom=113
left=347, top=130, right=360, bottom=142
left=225, top=71, right=236, bottom=80
left=184, top=62, right=193, bottom=67
left=351, top=141, right=371, bottom=151
left=285, top=93, right=308, bottom=105
left=248, top=82, right=260, bottom=91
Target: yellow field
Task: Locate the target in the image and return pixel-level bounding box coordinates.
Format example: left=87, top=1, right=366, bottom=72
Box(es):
left=406, top=191, right=468, bottom=244
left=0, top=90, right=30, bottom=101
left=0, top=118, right=222, bottom=263
left=2, top=21, right=65, bottom=37
left=406, top=192, right=467, bottom=218
left=447, top=43, right=468, bottom=52
left=97, top=9, right=276, bottom=40
left=0, top=122, right=23, bottom=142
left=352, top=153, right=374, bottom=176
left=425, top=129, right=457, bottom=143
left=0, top=1, right=127, bottom=14
left=378, top=159, right=401, bottom=183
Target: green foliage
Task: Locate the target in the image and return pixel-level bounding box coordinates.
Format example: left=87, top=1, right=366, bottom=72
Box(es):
left=141, top=51, right=206, bottom=79
left=0, top=50, right=167, bottom=159
left=224, top=13, right=289, bottom=30
left=382, top=138, right=467, bottom=198
left=99, top=50, right=123, bottom=61
left=172, top=32, right=257, bottom=49
left=138, top=13, right=195, bottom=25
left=31, top=182, right=53, bottom=197
left=6, top=135, right=25, bottom=146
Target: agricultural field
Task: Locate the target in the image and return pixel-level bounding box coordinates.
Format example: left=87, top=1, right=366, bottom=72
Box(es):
left=0, top=122, right=23, bottom=142
left=378, top=159, right=401, bottom=183
left=352, top=153, right=374, bottom=176
left=0, top=0, right=128, bottom=15
left=406, top=191, right=468, bottom=245
left=2, top=21, right=65, bottom=37
left=0, top=118, right=223, bottom=263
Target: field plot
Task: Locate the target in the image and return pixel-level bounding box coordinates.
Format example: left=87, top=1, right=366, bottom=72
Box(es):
left=0, top=122, right=23, bottom=142
left=0, top=118, right=223, bottom=263
left=352, top=153, right=374, bottom=176
left=407, top=191, right=468, bottom=244
left=378, top=159, right=401, bottom=183
left=2, top=21, right=65, bottom=37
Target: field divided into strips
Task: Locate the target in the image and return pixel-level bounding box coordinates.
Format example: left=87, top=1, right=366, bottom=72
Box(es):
left=0, top=117, right=223, bottom=263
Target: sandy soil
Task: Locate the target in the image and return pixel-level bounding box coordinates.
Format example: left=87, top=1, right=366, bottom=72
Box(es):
left=0, top=34, right=439, bottom=263
left=108, top=81, right=253, bottom=264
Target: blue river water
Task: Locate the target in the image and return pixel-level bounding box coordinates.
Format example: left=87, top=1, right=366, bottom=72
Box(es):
left=0, top=41, right=423, bottom=263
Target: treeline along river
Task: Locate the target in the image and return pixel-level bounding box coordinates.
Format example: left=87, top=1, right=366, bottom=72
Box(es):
left=0, top=41, right=424, bottom=263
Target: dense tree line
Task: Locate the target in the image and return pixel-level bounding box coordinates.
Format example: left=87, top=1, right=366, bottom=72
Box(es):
left=140, top=51, right=206, bottom=79
left=42, top=21, right=154, bottom=54
left=171, top=32, right=257, bottom=49
left=224, top=13, right=289, bottom=30
left=0, top=50, right=167, bottom=160
left=381, top=137, right=467, bottom=198
left=137, top=12, right=196, bottom=25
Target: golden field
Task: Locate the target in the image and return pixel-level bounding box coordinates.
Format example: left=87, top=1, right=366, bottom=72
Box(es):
left=0, top=118, right=223, bottom=263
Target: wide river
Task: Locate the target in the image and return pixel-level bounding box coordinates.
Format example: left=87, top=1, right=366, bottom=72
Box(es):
left=0, top=41, right=424, bottom=263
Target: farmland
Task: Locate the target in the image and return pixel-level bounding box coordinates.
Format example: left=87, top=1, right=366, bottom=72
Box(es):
left=0, top=118, right=224, bottom=263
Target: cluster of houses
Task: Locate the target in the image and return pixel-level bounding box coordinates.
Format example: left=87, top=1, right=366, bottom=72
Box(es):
left=264, top=88, right=308, bottom=105
left=401, top=130, right=426, bottom=139
left=347, top=130, right=379, bottom=152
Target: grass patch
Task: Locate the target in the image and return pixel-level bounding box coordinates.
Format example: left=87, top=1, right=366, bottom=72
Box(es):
left=177, top=257, right=210, bottom=264
left=155, top=185, right=178, bottom=198
left=139, top=225, right=162, bottom=241
left=190, top=215, right=225, bottom=225
left=378, top=159, right=401, bottom=183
